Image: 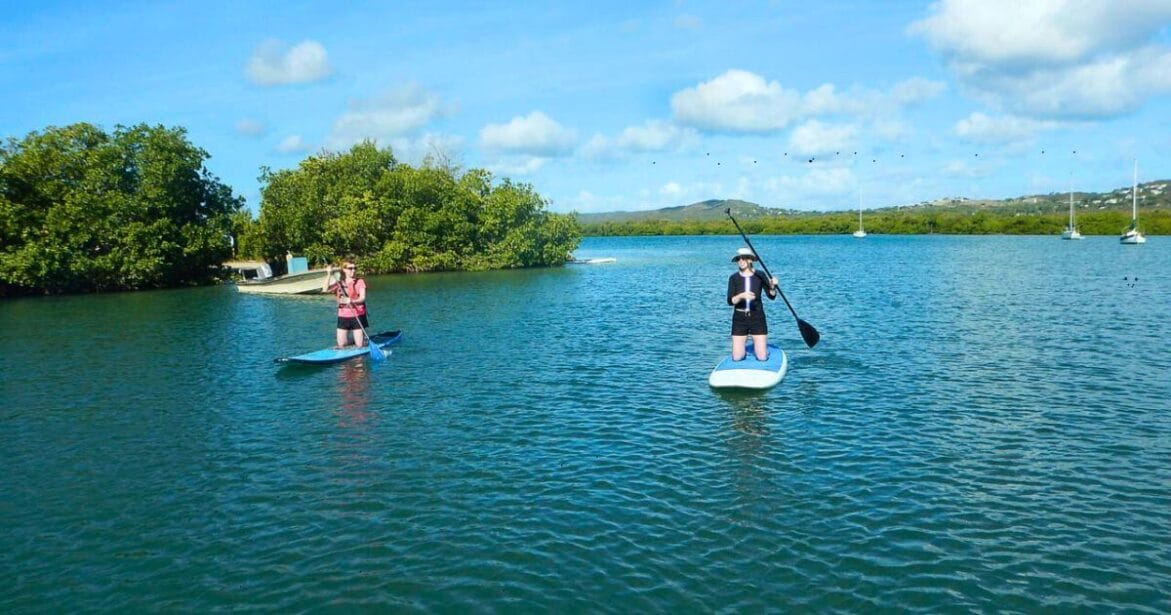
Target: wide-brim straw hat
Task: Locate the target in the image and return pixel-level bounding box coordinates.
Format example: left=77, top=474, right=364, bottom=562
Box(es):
left=731, top=247, right=755, bottom=262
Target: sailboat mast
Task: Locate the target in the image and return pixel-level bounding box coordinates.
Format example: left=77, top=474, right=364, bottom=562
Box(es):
left=1132, top=159, right=1139, bottom=221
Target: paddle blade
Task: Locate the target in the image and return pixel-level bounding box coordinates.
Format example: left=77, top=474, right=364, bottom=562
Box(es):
left=798, top=319, right=820, bottom=348
left=369, top=343, right=387, bottom=362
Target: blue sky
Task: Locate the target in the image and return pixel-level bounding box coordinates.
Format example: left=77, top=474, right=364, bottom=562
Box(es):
left=3, top=1, right=1170, bottom=214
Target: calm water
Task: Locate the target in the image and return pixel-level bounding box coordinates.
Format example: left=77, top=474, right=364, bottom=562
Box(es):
left=3, top=235, right=1170, bottom=612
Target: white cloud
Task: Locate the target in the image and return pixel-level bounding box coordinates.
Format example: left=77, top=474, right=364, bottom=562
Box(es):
left=671, top=69, right=803, bottom=132
left=275, top=134, right=310, bottom=153
left=581, top=120, right=698, bottom=161
left=660, top=181, right=684, bottom=197
left=788, top=120, right=858, bottom=156
left=980, top=47, right=1171, bottom=118
left=909, top=0, right=1170, bottom=66
left=909, top=0, right=1171, bottom=118
left=235, top=118, right=265, bottom=137
left=760, top=166, right=856, bottom=206
left=580, top=134, right=614, bottom=160
left=245, top=39, right=333, bottom=86
left=617, top=120, right=698, bottom=151
left=804, top=79, right=946, bottom=116
left=671, top=70, right=946, bottom=132
left=890, top=77, right=948, bottom=105
left=326, top=83, right=447, bottom=150
left=953, top=112, right=1057, bottom=143
left=804, top=166, right=855, bottom=196
left=801, top=84, right=864, bottom=116
left=382, top=133, right=466, bottom=166
left=482, top=156, right=549, bottom=176
left=565, top=190, right=634, bottom=213
left=480, top=111, right=576, bottom=156
left=643, top=178, right=734, bottom=205
left=871, top=118, right=912, bottom=141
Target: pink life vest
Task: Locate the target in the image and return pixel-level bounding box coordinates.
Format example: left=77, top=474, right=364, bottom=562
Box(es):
left=335, top=278, right=367, bottom=318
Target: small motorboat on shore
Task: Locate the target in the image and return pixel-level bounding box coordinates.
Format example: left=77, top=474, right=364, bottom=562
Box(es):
left=234, top=268, right=332, bottom=294
left=229, top=254, right=334, bottom=295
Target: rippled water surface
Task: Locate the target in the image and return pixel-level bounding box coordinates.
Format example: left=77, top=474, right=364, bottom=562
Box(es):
left=3, top=235, right=1170, bottom=611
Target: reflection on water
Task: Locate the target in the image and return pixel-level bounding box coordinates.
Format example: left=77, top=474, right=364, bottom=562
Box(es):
left=333, top=360, right=373, bottom=428
left=717, top=389, right=772, bottom=437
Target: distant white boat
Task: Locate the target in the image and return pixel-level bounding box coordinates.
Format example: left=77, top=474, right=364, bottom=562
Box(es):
left=570, top=257, right=616, bottom=264
left=1120, top=160, right=1147, bottom=245
left=852, top=187, right=867, bottom=238
left=1061, top=179, right=1083, bottom=240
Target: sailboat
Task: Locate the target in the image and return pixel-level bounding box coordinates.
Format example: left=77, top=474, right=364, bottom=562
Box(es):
left=1061, top=179, right=1083, bottom=240
left=852, top=188, right=866, bottom=238
left=1120, top=159, right=1147, bottom=245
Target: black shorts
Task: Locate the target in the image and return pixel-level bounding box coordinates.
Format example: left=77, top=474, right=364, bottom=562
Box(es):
left=731, top=309, right=767, bottom=336
left=337, top=314, right=369, bottom=330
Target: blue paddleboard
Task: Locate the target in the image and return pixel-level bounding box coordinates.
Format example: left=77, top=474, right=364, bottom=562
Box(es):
left=277, top=330, right=403, bottom=365
left=709, top=343, right=787, bottom=389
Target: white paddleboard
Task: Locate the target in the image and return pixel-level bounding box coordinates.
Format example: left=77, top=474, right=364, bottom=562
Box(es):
left=709, top=343, right=787, bottom=389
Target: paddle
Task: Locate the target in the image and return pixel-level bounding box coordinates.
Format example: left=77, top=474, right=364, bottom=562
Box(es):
left=353, top=310, right=387, bottom=362
left=725, top=208, right=821, bottom=348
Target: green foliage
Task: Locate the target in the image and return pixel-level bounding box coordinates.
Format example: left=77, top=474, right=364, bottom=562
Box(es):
left=0, top=123, right=244, bottom=296
left=581, top=208, right=1171, bottom=237
left=254, top=142, right=580, bottom=273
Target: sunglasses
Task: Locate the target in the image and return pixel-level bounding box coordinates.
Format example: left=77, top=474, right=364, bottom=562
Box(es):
left=343, top=265, right=356, bottom=270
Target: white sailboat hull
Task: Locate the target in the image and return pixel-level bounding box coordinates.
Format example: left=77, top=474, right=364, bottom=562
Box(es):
left=1061, top=228, right=1083, bottom=240
left=1120, top=230, right=1146, bottom=245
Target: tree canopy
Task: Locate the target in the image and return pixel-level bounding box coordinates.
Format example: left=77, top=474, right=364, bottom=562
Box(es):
left=0, top=123, right=243, bottom=296
left=246, top=142, right=580, bottom=273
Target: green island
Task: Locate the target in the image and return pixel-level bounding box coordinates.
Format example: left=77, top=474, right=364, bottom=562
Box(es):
left=0, top=123, right=580, bottom=297
left=576, top=193, right=1170, bottom=237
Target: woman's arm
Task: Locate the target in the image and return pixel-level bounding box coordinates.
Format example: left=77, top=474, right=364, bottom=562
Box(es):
left=758, top=271, right=778, bottom=300
left=323, top=265, right=336, bottom=293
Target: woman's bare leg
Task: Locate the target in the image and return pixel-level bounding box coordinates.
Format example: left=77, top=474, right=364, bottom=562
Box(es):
left=752, top=334, right=769, bottom=360
left=732, top=335, right=747, bottom=361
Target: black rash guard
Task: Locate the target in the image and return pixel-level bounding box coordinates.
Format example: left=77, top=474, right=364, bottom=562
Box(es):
left=727, top=270, right=777, bottom=312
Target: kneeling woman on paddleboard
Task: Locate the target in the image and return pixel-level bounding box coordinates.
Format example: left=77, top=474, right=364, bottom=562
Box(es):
left=323, top=259, right=369, bottom=348
left=727, top=247, right=778, bottom=361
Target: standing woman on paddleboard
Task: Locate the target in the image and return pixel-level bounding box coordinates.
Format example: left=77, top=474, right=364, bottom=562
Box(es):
left=323, top=259, right=369, bottom=348
left=727, top=247, right=778, bottom=361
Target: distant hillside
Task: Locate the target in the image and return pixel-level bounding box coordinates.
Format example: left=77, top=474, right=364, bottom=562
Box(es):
left=573, top=181, right=1170, bottom=223
left=904, top=180, right=1169, bottom=216
left=574, top=199, right=798, bottom=223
